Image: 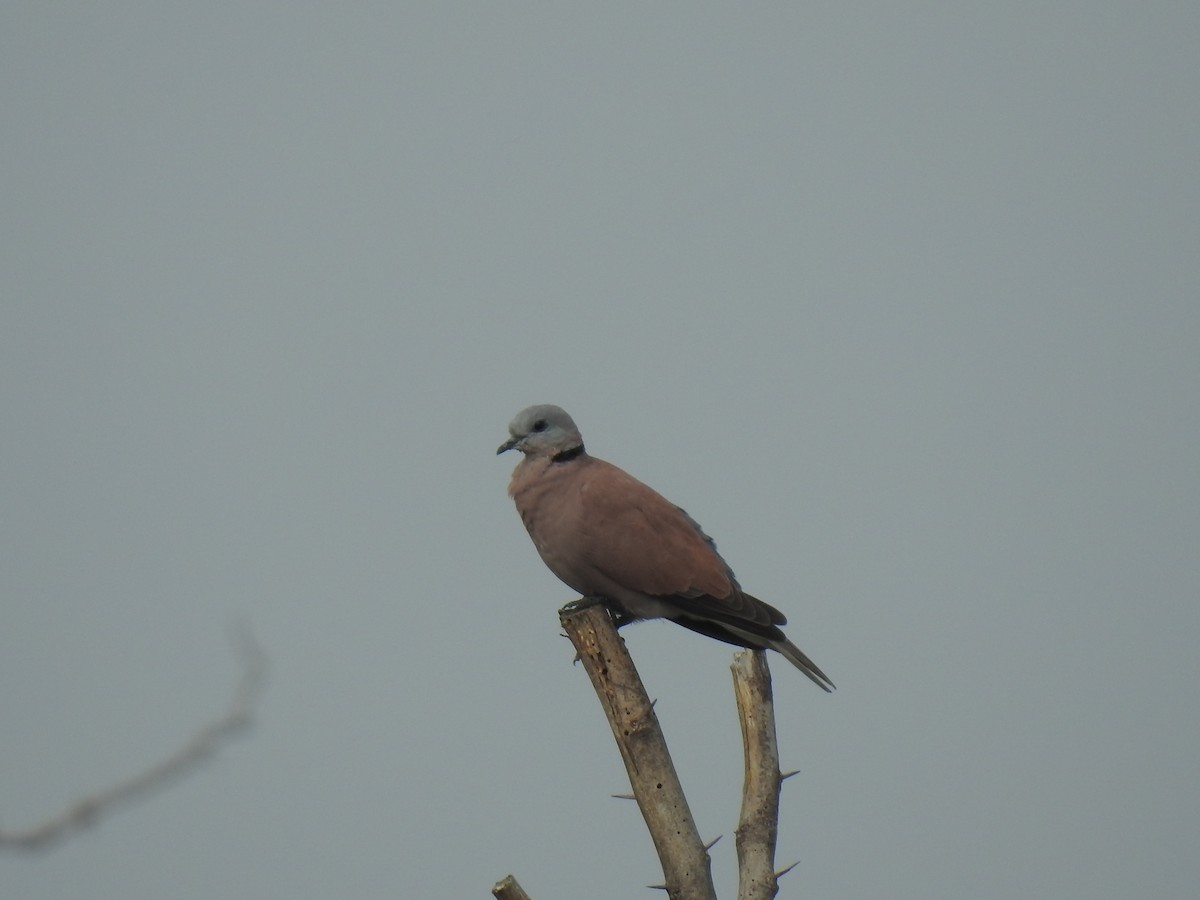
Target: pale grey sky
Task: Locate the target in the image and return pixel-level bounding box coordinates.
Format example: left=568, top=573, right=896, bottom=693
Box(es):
left=3, top=3, right=1198, bottom=898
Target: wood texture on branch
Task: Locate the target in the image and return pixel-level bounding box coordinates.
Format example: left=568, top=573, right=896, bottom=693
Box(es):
left=492, top=874, right=533, bottom=900
left=731, top=649, right=786, bottom=900
left=559, top=603, right=718, bottom=900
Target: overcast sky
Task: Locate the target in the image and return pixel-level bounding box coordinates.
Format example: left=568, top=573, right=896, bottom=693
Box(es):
left=3, top=3, right=1198, bottom=898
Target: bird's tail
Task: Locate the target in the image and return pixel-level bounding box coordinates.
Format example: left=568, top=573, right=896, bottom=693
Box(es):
left=772, top=638, right=836, bottom=692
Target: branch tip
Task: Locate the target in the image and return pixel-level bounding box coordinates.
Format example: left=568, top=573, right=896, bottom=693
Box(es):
left=491, top=873, right=532, bottom=900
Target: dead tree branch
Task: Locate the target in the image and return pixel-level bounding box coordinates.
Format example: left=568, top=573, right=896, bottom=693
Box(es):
left=496, top=610, right=806, bottom=898
left=731, top=650, right=784, bottom=900
left=0, top=627, right=267, bottom=852
left=559, top=603, right=718, bottom=900
left=492, top=874, right=534, bottom=900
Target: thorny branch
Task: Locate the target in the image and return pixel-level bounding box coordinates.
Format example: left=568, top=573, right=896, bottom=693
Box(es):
left=559, top=603, right=718, bottom=900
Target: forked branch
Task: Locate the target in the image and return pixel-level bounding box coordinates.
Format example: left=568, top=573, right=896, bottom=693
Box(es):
left=497, top=607, right=797, bottom=899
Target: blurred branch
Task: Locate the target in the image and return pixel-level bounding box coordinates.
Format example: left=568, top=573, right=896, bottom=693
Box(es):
left=558, top=603, right=718, bottom=900
left=731, top=650, right=783, bottom=900
left=0, top=626, right=267, bottom=852
left=492, top=874, right=533, bottom=900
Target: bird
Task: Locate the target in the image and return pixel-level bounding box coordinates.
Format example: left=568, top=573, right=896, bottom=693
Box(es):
left=497, top=404, right=834, bottom=691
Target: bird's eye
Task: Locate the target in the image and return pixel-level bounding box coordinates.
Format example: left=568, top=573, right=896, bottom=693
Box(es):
left=532, top=419, right=548, bottom=433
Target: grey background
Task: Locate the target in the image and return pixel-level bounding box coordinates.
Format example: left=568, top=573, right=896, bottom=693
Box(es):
left=3, top=3, right=1197, bottom=898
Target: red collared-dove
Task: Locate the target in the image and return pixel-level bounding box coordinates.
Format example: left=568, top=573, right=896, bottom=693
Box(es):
left=498, top=404, right=834, bottom=691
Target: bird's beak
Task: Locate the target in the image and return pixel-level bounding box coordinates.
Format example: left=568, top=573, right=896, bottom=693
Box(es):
left=496, top=437, right=518, bottom=455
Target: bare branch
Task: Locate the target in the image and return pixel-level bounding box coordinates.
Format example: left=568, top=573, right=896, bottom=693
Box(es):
left=731, top=649, right=783, bottom=900
left=0, top=627, right=267, bottom=851
left=559, top=603, right=718, bottom=900
left=492, top=874, right=533, bottom=900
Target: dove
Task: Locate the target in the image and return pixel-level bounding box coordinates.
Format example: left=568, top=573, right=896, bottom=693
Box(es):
left=498, top=404, right=833, bottom=691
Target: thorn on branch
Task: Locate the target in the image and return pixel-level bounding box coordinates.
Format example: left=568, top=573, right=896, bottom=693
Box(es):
left=774, top=860, right=800, bottom=879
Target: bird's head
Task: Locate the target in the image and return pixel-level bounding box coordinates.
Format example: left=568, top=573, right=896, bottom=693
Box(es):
left=497, top=404, right=585, bottom=460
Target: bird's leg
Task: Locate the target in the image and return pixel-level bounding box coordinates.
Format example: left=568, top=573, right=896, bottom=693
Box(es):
left=560, top=596, right=638, bottom=631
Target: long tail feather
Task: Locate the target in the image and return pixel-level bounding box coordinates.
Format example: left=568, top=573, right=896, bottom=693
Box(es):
left=772, top=638, right=836, bottom=692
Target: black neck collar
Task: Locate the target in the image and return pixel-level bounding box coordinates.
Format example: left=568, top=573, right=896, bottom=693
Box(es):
left=552, top=444, right=585, bottom=463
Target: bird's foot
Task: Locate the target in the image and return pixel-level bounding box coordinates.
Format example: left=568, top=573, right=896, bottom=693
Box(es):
left=559, top=596, right=636, bottom=631
left=559, top=595, right=607, bottom=614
